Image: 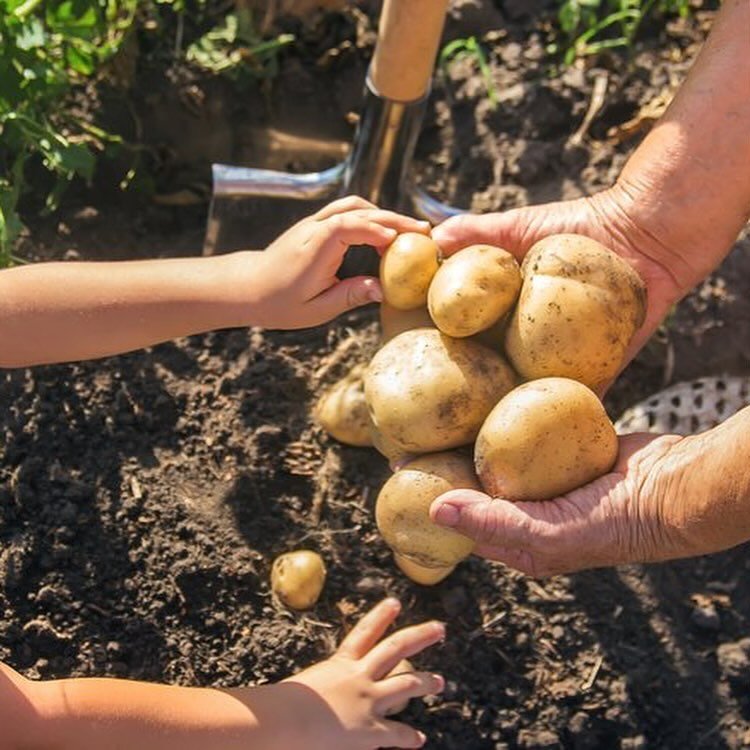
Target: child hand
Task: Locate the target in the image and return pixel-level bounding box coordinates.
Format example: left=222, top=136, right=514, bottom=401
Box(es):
left=276, top=598, right=445, bottom=749
left=248, top=196, right=431, bottom=329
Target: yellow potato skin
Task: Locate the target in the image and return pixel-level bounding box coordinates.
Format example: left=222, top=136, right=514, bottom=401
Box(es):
left=475, top=377, right=618, bottom=502
left=314, top=365, right=373, bottom=447
left=369, top=423, right=413, bottom=466
left=394, top=553, right=455, bottom=586
left=376, top=452, right=478, bottom=568
left=380, top=233, right=441, bottom=310
left=364, top=328, right=517, bottom=453
left=428, top=244, right=521, bottom=337
left=505, top=234, right=647, bottom=390
left=379, top=302, right=435, bottom=343
left=270, top=550, right=327, bottom=610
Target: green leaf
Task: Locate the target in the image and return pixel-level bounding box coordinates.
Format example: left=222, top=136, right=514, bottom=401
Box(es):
left=65, top=40, right=96, bottom=74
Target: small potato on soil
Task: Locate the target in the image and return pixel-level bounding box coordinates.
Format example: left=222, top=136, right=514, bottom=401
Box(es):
left=380, top=233, right=441, bottom=310
left=314, top=365, right=373, bottom=447
left=475, top=377, right=618, bottom=502
left=505, top=233, right=647, bottom=390
left=428, top=244, right=521, bottom=338
left=365, top=328, right=516, bottom=453
left=376, top=452, right=478, bottom=569
left=270, top=550, right=327, bottom=610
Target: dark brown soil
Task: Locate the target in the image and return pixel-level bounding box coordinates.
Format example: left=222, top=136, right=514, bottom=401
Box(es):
left=3, top=2, right=750, bottom=749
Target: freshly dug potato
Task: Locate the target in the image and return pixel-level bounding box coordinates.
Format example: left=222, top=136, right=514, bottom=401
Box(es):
left=428, top=244, right=521, bottom=337
left=379, top=302, right=435, bottom=343
left=365, top=328, right=516, bottom=453
left=369, top=423, right=413, bottom=467
left=505, top=234, right=647, bottom=390
left=376, top=452, right=478, bottom=568
left=475, top=377, right=618, bottom=501
left=380, top=233, right=440, bottom=310
left=314, top=365, right=372, bottom=447
left=394, top=552, right=455, bottom=586
left=271, top=550, right=326, bottom=610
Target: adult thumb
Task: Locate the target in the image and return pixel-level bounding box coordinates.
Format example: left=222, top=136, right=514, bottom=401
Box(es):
left=432, top=210, right=527, bottom=256
left=430, top=489, right=497, bottom=541
left=430, top=489, right=532, bottom=548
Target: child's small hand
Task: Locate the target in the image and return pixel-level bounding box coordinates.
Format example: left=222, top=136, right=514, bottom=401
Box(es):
left=277, top=598, right=445, bottom=749
left=248, top=196, right=431, bottom=329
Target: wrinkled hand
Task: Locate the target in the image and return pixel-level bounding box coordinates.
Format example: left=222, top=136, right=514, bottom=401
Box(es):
left=279, top=598, right=445, bottom=750
left=430, top=432, right=694, bottom=576
left=431, top=186, right=703, bottom=370
left=253, top=196, right=430, bottom=329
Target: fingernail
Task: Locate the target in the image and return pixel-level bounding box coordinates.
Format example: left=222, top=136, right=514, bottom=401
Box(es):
left=367, top=285, right=383, bottom=303
left=417, top=731, right=427, bottom=746
left=432, top=674, right=445, bottom=691
left=432, top=502, right=460, bottom=527
left=419, top=220, right=431, bottom=230
left=433, top=621, right=447, bottom=639
left=384, top=597, right=401, bottom=610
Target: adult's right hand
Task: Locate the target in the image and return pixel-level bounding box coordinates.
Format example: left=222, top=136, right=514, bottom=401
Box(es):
left=432, top=186, right=694, bottom=375
left=429, top=405, right=750, bottom=577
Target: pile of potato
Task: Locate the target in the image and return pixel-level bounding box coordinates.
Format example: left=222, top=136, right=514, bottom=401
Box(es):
left=316, top=231, right=647, bottom=585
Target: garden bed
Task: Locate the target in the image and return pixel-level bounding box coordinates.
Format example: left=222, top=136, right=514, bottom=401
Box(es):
left=2, top=2, right=749, bottom=748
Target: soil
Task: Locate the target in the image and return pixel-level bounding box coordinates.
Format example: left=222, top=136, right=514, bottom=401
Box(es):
left=2, top=2, right=750, bottom=749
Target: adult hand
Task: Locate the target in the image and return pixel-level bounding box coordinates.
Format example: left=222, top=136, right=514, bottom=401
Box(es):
left=430, top=405, right=750, bottom=577
left=432, top=187, right=688, bottom=373
left=429, top=0, right=750, bottom=574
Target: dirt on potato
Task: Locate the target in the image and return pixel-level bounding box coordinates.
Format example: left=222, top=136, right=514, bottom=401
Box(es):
left=2, top=2, right=750, bottom=749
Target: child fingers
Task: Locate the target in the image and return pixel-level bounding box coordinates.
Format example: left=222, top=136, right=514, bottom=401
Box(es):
left=336, top=598, right=402, bottom=660
left=343, top=209, right=431, bottom=239
left=377, top=720, right=428, bottom=748
left=375, top=671, right=445, bottom=715
left=321, top=214, right=399, bottom=253
left=313, top=195, right=376, bottom=220
left=362, top=621, right=445, bottom=679
left=306, top=276, right=382, bottom=324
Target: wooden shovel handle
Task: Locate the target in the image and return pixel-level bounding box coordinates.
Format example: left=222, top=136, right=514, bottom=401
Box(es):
left=369, top=0, right=450, bottom=102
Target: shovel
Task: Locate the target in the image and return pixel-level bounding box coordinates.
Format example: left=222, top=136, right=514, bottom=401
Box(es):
left=204, top=0, right=463, bottom=271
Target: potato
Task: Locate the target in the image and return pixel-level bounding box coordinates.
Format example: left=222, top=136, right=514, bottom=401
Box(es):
left=394, top=552, right=455, bottom=586
left=379, top=302, right=435, bottom=343
left=369, top=423, right=413, bottom=467
left=270, top=550, right=326, bottom=610
left=475, top=377, right=618, bottom=502
left=380, top=233, right=440, bottom=310
left=365, top=328, right=516, bottom=453
left=314, top=365, right=373, bottom=447
left=376, top=452, right=478, bottom=568
left=428, top=244, right=521, bottom=337
left=505, top=234, right=646, bottom=390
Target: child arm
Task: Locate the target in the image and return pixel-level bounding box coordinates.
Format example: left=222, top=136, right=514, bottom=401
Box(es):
left=0, top=197, right=428, bottom=367
left=2, top=599, right=443, bottom=750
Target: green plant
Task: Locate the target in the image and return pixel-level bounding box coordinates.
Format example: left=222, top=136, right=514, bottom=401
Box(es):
left=186, top=7, right=293, bottom=80
left=0, top=0, right=294, bottom=267
left=553, top=0, right=692, bottom=64
left=0, top=0, right=138, bottom=266
left=440, top=36, right=498, bottom=108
